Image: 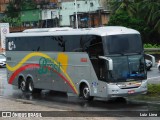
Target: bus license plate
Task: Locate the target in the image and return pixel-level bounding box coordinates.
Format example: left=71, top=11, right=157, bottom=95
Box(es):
left=128, top=90, right=135, bottom=94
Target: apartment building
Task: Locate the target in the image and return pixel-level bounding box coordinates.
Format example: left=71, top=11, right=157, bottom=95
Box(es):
left=59, top=0, right=110, bottom=27
left=1, top=0, right=110, bottom=31
left=0, top=0, right=11, bottom=19
left=60, top=0, right=101, bottom=27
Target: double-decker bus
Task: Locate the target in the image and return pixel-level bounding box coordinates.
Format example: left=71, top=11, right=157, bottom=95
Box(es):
left=6, top=26, right=147, bottom=100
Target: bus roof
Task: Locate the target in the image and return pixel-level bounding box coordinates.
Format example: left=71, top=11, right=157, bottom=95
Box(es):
left=6, top=26, right=140, bottom=37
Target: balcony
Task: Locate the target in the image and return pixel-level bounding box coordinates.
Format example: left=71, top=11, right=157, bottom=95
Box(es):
left=0, top=0, right=10, bottom=4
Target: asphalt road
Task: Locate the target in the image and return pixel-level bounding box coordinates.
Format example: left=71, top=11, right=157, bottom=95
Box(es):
left=147, top=66, right=160, bottom=84
left=0, top=67, right=160, bottom=118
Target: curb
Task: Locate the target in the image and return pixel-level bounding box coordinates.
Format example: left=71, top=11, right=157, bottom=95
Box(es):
left=128, top=98, right=160, bottom=105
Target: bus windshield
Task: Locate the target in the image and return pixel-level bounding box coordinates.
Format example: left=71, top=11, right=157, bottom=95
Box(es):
left=104, top=34, right=143, bottom=55
left=105, top=55, right=146, bottom=82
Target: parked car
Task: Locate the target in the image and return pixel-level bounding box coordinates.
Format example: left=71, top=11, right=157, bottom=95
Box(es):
left=145, top=59, right=152, bottom=71
left=158, top=60, right=160, bottom=71
left=0, top=54, right=6, bottom=68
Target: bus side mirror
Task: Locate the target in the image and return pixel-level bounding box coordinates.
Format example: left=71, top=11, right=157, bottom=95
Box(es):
left=99, top=56, right=113, bottom=70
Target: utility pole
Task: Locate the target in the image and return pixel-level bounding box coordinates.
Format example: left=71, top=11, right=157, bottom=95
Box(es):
left=74, top=0, right=78, bottom=29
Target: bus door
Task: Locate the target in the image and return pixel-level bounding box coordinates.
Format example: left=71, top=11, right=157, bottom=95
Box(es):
left=85, top=35, right=107, bottom=96
left=85, top=35, right=106, bottom=80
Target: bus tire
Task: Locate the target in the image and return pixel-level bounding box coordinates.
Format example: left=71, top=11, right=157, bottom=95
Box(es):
left=81, top=85, right=94, bottom=101
left=28, top=79, right=34, bottom=93
left=19, top=78, right=26, bottom=92
left=27, top=78, right=42, bottom=94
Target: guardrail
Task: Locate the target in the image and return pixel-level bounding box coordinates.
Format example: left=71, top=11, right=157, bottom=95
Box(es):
left=144, top=48, right=160, bottom=51
left=144, top=48, right=160, bottom=65
left=144, top=48, right=160, bottom=55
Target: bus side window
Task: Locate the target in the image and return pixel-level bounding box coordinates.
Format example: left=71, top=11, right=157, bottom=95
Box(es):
left=64, top=35, right=83, bottom=52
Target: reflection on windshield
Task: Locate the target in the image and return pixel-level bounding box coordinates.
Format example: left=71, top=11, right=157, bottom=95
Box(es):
left=106, top=55, right=146, bottom=82
left=104, top=34, right=143, bottom=55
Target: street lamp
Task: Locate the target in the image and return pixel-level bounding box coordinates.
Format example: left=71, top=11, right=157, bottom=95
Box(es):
left=75, top=0, right=78, bottom=29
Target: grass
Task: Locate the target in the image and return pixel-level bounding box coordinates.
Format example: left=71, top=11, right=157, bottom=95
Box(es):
left=129, top=84, right=160, bottom=101
left=147, top=84, right=160, bottom=96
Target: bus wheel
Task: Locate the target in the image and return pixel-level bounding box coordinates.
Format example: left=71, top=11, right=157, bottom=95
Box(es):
left=27, top=79, right=42, bottom=94
left=28, top=80, right=34, bottom=93
left=81, top=85, right=94, bottom=101
left=20, top=79, right=26, bottom=92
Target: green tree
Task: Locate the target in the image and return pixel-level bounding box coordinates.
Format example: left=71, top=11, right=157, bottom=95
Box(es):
left=21, top=0, right=37, bottom=10
left=4, top=0, right=37, bottom=27
left=109, top=0, right=134, bottom=14
left=1, top=17, right=22, bottom=27
left=5, top=0, right=37, bottom=18
left=108, top=11, right=150, bottom=42
left=6, top=1, right=20, bottom=18
left=107, top=0, right=160, bottom=44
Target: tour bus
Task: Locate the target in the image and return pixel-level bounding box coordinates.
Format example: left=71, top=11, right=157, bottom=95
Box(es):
left=6, top=26, right=147, bottom=100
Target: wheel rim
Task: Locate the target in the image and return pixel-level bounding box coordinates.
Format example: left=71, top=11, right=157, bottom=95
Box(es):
left=83, top=87, right=89, bottom=98
left=20, top=81, right=26, bottom=91
left=29, top=82, right=33, bottom=92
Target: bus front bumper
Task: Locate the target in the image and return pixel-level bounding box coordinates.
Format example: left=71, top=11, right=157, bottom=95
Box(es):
left=107, top=80, right=147, bottom=98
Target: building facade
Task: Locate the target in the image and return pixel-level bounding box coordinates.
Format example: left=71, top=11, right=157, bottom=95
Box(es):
left=0, top=0, right=11, bottom=19
left=1, top=0, right=110, bottom=31
left=59, top=0, right=101, bottom=27
left=70, top=9, right=110, bottom=28
left=0, top=0, right=10, bottom=13
left=41, top=9, right=59, bottom=27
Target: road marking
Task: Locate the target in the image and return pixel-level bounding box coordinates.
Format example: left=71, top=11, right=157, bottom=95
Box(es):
left=147, top=76, right=160, bottom=80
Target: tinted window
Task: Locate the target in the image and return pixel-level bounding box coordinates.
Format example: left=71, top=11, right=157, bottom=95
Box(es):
left=65, top=35, right=84, bottom=52
left=104, top=34, right=143, bottom=54
left=7, top=37, right=46, bottom=51
left=6, top=35, right=103, bottom=53
left=7, top=36, right=67, bottom=51
left=85, top=35, right=104, bottom=57
left=45, top=36, right=64, bottom=51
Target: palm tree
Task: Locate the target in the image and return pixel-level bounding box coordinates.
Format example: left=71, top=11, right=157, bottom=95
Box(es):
left=144, top=0, right=160, bottom=33
left=109, top=0, right=134, bottom=14
left=107, top=0, right=160, bottom=43
left=108, top=0, right=160, bottom=33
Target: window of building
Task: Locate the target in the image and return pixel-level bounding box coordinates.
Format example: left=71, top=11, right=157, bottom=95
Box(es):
left=90, top=2, right=94, bottom=7
left=77, top=4, right=80, bottom=8
left=59, top=15, right=62, bottom=21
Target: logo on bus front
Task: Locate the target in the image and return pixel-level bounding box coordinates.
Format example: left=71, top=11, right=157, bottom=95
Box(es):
left=8, top=41, right=16, bottom=50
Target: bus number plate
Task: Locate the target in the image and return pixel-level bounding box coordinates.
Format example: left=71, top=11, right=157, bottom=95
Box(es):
left=128, top=90, right=135, bottom=94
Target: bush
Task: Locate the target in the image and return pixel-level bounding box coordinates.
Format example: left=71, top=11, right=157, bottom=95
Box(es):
left=144, top=44, right=160, bottom=48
